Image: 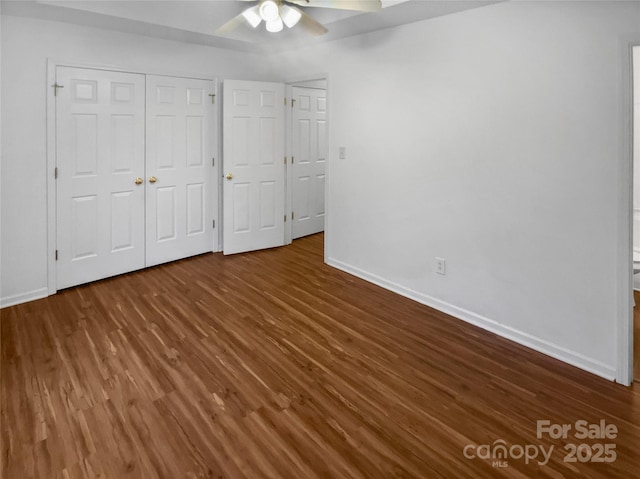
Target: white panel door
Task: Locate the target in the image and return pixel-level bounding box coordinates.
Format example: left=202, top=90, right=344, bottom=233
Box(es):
left=223, top=80, right=285, bottom=255
left=146, top=75, right=215, bottom=266
left=56, top=66, right=146, bottom=289
left=291, top=87, right=326, bottom=239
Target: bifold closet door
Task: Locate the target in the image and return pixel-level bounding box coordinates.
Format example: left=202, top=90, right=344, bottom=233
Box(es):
left=57, top=68, right=216, bottom=290
left=145, top=75, right=215, bottom=266
left=56, top=66, right=146, bottom=290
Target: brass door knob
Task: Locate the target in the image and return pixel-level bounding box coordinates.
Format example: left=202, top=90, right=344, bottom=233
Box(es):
left=134, top=177, right=143, bottom=185
left=225, top=173, right=234, bottom=180
left=149, top=176, right=157, bottom=184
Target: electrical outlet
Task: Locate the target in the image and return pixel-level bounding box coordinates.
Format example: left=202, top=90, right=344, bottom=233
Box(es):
left=339, top=146, right=346, bottom=159
left=436, top=257, right=446, bottom=275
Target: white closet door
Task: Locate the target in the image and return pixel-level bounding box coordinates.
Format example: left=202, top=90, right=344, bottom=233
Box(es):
left=146, top=75, right=215, bottom=266
left=223, top=80, right=285, bottom=255
left=56, top=66, right=146, bottom=290
left=291, top=86, right=326, bottom=239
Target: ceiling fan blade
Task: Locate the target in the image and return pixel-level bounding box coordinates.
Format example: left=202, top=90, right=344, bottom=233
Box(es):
left=286, top=0, right=382, bottom=12
left=298, top=9, right=329, bottom=36
left=215, top=12, right=247, bottom=35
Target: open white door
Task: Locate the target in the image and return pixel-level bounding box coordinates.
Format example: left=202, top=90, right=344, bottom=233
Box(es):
left=56, top=66, right=146, bottom=289
left=223, top=80, right=286, bottom=255
left=146, top=75, right=216, bottom=266
left=291, top=86, right=327, bottom=239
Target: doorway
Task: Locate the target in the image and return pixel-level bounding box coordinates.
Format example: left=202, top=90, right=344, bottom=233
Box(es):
left=221, top=76, right=329, bottom=255
left=288, top=81, right=327, bottom=240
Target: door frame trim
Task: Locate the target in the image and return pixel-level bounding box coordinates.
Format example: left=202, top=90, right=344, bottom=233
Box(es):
left=284, top=73, right=329, bottom=249
left=617, top=38, right=640, bottom=386
left=46, top=58, right=220, bottom=295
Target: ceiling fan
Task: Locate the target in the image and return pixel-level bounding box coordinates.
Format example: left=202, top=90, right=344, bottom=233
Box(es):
left=216, top=0, right=382, bottom=36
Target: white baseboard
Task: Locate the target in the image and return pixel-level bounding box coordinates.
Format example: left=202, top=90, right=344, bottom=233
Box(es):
left=327, top=258, right=617, bottom=382
left=1, top=287, right=49, bottom=309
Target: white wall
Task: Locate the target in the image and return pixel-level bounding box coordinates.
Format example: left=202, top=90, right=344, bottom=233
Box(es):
left=2, top=1, right=638, bottom=382
left=273, top=1, right=640, bottom=380
left=0, top=15, right=275, bottom=306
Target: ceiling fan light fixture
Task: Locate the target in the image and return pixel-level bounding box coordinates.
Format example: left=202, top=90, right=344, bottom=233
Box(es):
left=280, top=4, right=302, bottom=28
left=265, top=16, right=284, bottom=33
left=259, top=0, right=280, bottom=22
left=241, top=6, right=262, bottom=28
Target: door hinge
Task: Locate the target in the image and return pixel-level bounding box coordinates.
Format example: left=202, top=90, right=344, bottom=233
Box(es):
left=212, top=157, right=215, bottom=167
left=52, top=83, right=64, bottom=96
left=292, top=212, right=295, bottom=220
left=284, top=97, right=287, bottom=106
left=291, top=156, right=294, bottom=164
left=283, top=157, right=286, bottom=165
left=209, top=93, right=216, bottom=104
left=291, top=98, right=296, bottom=108
left=54, top=167, right=58, bottom=179
left=55, top=250, right=58, bottom=261
left=284, top=215, right=287, bottom=223
left=213, top=220, right=215, bottom=229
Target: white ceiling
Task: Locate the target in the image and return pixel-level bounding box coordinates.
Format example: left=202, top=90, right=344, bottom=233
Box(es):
left=1, top=0, right=502, bottom=52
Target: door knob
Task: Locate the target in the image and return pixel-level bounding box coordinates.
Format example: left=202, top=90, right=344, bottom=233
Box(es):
left=225, top=173, right=234, bottom=180
left=149, top=176, right=157, bottom=184
left=134, top=177, right=143, bottom=185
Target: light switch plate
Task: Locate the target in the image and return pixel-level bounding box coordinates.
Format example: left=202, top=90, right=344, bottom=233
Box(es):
left=436, top=257, right=446, bottom=275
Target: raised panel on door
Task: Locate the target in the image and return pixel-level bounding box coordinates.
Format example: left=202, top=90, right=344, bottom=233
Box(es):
left=156, top=186, right=177, bottom=242
left=111, top=115, right=135, bottom=173
left=260, top=181, right=277, bottom=229
left=71, top=195, right=98, bottom=260
left=56, top=66, right=145, bottom=289
left=111, top=191, right=136, bottom=251
left=186, top=117, right=204, bottom=167
left=295, top=176, right=311, bottom=221
left=223, top=80, right=286, bottom=255
left=233, top=182, right=251, bottom=233
left=186, top=183, right=205, bottom=235
left=291, top=86, right=326, bottom=239
left=145, top=75, right=215, bottom=266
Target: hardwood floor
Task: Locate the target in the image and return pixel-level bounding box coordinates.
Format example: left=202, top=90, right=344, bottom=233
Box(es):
left=2, top=233, right=639, bottom=478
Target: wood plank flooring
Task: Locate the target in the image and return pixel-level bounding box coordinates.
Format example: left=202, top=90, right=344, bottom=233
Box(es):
left=2, top=233, right=639, bottom=478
